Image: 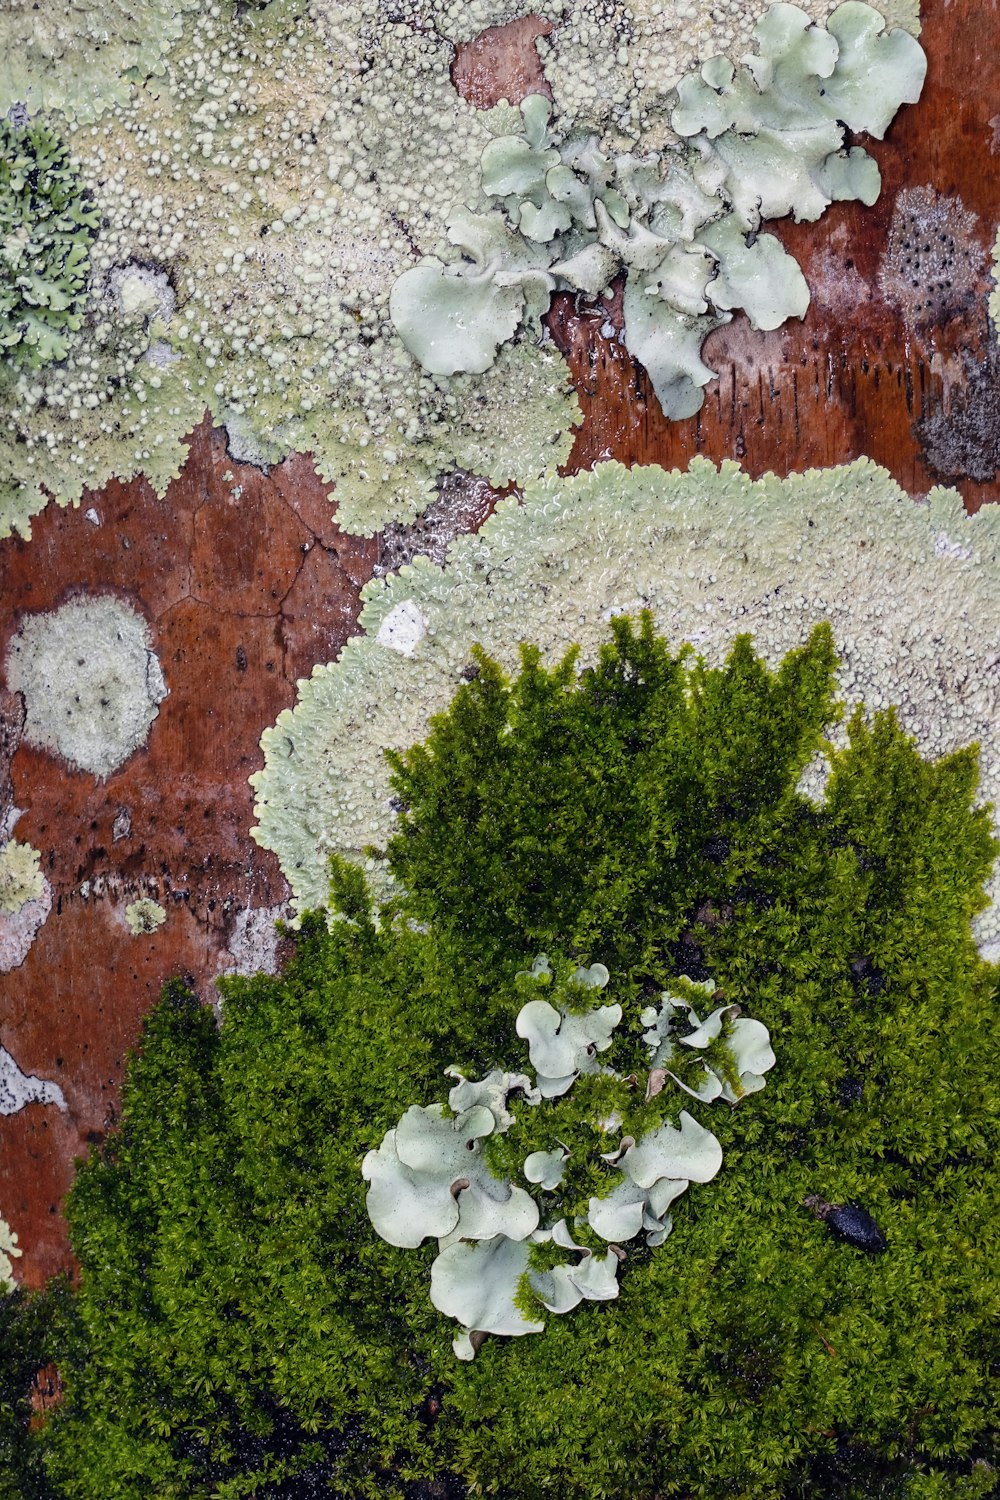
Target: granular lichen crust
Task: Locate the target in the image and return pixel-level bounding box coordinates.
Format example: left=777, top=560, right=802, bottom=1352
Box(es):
left=4, top=594, right=168, bottom=780
left=0, top=0, right=922, bottom=539
left=252, top=458, right=1000, bottom=954
left=0, top=0, right=201, bottom=123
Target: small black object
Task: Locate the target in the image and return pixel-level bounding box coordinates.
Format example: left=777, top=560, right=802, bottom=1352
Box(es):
left=804, top=1195, right=887, bottom=1253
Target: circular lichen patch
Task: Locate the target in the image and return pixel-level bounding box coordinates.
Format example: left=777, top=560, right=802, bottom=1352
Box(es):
left=4, top=594, right=168, bottom=779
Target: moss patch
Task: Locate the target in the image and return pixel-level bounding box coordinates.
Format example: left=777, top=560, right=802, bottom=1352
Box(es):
left=21, top=618, right=1000, bottom=1500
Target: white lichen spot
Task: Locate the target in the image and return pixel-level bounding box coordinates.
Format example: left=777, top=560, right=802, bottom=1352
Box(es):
left=0, top=1216, right=21, bottom=1293
left=4, top=594, right=168, bottom=780
left=0, top=878, right=51, bottom=973
left=220, top=903, right=288, bottom=978
left=108, top=263, right=176, bottom=324
left=376, top=599, right=428, bottom=656
left=0, top=1045, right=66, bottom=1115
left=125, top=897, right=167, bottom=935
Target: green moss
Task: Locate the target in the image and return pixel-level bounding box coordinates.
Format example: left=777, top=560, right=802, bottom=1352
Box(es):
left=19, top=618, right=1000, bottom=1499
left=0, top=118, right=99, bottom=370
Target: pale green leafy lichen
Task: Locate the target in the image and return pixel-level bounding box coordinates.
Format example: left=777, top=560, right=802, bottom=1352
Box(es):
left=642, top=979, right=777, bottom=1103
left=0, top=0, right=920, bottom=537
left=365, top=958, right=773, bottom=1357
left=0, top=0, right=200, bottom=123
left=392, top=7, right=925, bottom=418
left=0, top=841, right=44, bottom=915
left=251, top=459, right=1000, bottom=956
left=124, top=898, right=167, bottom=935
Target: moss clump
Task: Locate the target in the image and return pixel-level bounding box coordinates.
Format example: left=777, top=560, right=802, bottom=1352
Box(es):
left=18, top=619, right=1000, bottom=1499
left=0, top=118, right=98, bottom=370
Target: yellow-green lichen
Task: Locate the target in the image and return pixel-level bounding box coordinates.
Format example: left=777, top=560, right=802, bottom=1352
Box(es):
left=125, top=898, right=167, bottom=935
left=0, top=1217, right=21, bottom=1292
left=0, top=841, right=44, bottom=915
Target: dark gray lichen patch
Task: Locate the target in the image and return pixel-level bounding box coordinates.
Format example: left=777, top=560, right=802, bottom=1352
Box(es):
left=878, top=185, right=984, bottom=334
left=918, top=324, right=1000, bottom=482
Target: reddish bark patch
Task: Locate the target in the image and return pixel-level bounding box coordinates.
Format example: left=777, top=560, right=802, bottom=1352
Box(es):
left=0, top=894, right=226, bottom=1286
left=452, top=14, right=553, bottom=108
left=0, top=417, right=377, bottom=1281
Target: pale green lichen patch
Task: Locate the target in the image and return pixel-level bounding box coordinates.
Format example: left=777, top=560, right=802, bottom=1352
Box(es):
left=0, top=0, right=921, bottom=537
left=124, top=897, right=167, bottom=935
left=0, top=840, right=44, bottom=915
left=392, top=7, right=925, bottom=418
left=252, top=459, right=1000, bottom=955
left=0, top=0, right=200, bottom=123
left=0, top=1, right=578, bottom=538
left=4, top=595, right=168, bottom=780
left=990, top=224, right=1000, bottom=339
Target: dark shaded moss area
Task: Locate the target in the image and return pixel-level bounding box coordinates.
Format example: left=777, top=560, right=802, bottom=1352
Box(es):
left=5, top=619, right=1000, bottom=1498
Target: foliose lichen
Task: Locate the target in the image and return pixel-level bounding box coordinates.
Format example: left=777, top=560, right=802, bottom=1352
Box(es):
left=252, top=458, right=1000, bottom=955
left=363, top=958, right=773, bottom=1357
left=0, top=0, right=922, bottom=539
left=0, top=840, right=44, bottom=915
left=0, top=0, right=201, bottom=123
left=0, top=116, right=100, bottom=369
left=124, top=897, right=167, bottom=935
left=392, top=7, right=925, bottom=417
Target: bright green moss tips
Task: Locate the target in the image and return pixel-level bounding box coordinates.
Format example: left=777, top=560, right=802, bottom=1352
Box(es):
left=0, top=117, right=99, bottom=371
left=391, top=6, right=925, bottom=418
left=35, top=615, right=1000, bottom=1498
left=251, top=458, right=1000, bottom=956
